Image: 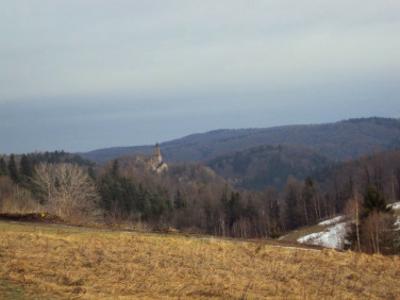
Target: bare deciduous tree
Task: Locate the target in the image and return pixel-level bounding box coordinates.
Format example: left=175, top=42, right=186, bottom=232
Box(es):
left=33, top=163, right=99, bottom=221
left=362, top=211, right=395, bottom=254
left=345, top=193, right=362, bottom=251
left=32, top=163, right=55, bottom=204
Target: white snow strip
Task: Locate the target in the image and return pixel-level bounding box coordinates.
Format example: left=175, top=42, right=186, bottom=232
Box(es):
left=318, top=216, right=345, bottom=226
left=297, top=232, right=324, bottom=244
left=268, top=245, right=321, bottom=252
left=297, top=222, right=347, bottom=249
left=277, top=234, right=288, bottom=241
left=395, top=217, right=400, bottom=231
left=388, top=202, right=400, bottom=210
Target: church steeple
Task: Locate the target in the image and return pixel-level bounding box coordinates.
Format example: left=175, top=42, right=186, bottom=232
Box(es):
left=150, top=143, right=168, bottom=173
left=154, top=143, right=162, bottom=164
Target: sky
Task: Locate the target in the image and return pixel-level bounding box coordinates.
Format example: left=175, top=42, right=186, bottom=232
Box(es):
left=1, top=0, right=399, bottom=153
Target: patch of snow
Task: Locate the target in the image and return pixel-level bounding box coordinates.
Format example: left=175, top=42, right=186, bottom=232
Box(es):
left=269, top=245, right=321, bottom=252
left=394, top=217, right=400, bottom=231
left=318, top=216, right=345, bottom=226
left=388, top=202, right=400, bottom=210
left=297, top=222, right=348, bottom=249
left=278, top=234, right=288, bottom=241
left=297, top=232, right=323, bottom=244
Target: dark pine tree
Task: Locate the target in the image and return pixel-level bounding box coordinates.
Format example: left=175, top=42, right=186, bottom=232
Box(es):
left=88, top=166, right=96, bottom=180
left=7, top=154, right=19, bottom=183
left=111, top=159, right=119, bottom=178
left=173, top=189, right=186, bottom=210
left=363, top=185, right=388, bottom=217
left=226, top=192, right=242, bottom=228
left=19, top=154, right=33, bottom=180
left=284, top=185, right=300, bottom=230
left=268, top=197, right=281, bottom=237
left=244, top=198, right=257, bottom=220
left=301, top=177, right=315, bottom=225
left=220, top=185, right=229, bottom=209
left=137, top=184, right=152, bottom=218
left=0, top=157, right=7, bottom=176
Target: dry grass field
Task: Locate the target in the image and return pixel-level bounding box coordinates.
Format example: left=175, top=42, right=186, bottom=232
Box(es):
left=0, top=221, right=399, bottom=299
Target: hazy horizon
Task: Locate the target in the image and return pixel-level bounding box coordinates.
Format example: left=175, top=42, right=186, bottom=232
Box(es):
left=1, top=1, right=400, bottom=153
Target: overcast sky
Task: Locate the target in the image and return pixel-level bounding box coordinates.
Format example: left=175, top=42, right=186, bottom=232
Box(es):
left=1, top=1, right=399, bottom=153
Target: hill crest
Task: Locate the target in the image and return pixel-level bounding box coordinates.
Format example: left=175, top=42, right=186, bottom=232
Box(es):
left=82, top=117, right=400, bottom=164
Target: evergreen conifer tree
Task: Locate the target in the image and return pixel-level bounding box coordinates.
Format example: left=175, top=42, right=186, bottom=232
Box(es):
left=0, top=157, right=7, bottom=176
left=284, top=185, right=299, bottom=230
left=173, top=189, right=186, bottom=209
left=20, top=154, right=33, bottom=179
left=111, top=159, right=119, bottom=178
left=8, top=154, right=19, bottom=183
left=88, top=166, right=96, bottom=180
left=226, top=192, right=242, bottom=228
left=363, top=185, right=388, bottom=216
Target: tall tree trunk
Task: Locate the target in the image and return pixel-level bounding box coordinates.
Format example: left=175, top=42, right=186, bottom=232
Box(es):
left=303, top=198, right=309, bottom=225
left=355, top=198, right=361, bottom=252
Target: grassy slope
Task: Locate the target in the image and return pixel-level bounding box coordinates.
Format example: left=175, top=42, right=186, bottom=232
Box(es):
left=0, top=221, right=399, bottom=299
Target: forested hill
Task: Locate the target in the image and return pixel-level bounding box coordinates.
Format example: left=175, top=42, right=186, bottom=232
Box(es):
left=82, top=117, right=400, bottom=164
left=208, top=145, right=331, bottom=190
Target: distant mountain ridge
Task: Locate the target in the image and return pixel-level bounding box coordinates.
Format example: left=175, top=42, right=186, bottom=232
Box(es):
left=82, top=117, right=400, bottom=164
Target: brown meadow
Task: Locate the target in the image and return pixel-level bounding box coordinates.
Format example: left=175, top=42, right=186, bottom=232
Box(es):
left=0, top=221, right=399, bottom=299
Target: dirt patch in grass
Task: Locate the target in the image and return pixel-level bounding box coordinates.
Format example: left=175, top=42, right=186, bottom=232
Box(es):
left=0, top=220, right=399, bottom=299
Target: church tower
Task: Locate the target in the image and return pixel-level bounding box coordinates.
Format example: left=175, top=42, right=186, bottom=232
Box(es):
left=154, top=143, right=162, bottom=164
left=150, top=143, right=168, bottom=174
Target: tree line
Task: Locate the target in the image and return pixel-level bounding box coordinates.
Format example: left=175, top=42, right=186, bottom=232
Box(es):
left=0, top=150, right=399, bottom=254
